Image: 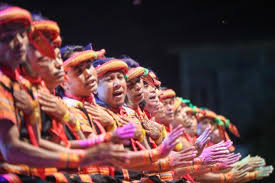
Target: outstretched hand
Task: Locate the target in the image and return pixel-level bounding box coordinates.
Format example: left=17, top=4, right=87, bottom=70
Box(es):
left=112, top=123, right=137, bottom=144
left=80, top=143, right=129, bottom=168
left=169, top=146, right=198, bottom=168
left=199, top=140, right=232, bottom=164
left=256, top=165, right=273, bottom=180
left=194, top=127, right=211, bottom=155
left=159, top=125, right=185, bottom=157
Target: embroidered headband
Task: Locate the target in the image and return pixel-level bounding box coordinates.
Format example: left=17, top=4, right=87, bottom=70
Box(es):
left=216, top=115, right=240, bottom=137
left=63, top=49, right=106, bottom=71
left=96, top=59, right=128, bottom=77
left=125, top=66, right=145, bottom=81
left=159, top=89, right=176, bottom=100
left=0, top=6, right=32, bottom=28
left=28, top=20, right=60, bottom=59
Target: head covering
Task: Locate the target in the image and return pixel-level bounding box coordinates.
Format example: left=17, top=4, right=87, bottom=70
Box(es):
left=198, top=109, right=236, bottom=151
left=93, top=58, right=128, bottom=77
left=125, top=66, right=146, bottom=81
left=29, top=20, right=60, bottom=41
left=28, top=20, right=61, bottom=59
left=173, top=97, right=192, bottom=111
left=216, top=115, right=240, bottom=137
left=197, top=109, right=216, bottom=121
left=0, top=6, right=32, bottom=29
left=63, top=49, right=105, bottom=71
left=52, top=35, right=62, bottom=48
left=159, top=89, right=176, bottom=101
left=183, top=106, right=204, bottom=116
left=148, top=71, right=161, bottom=87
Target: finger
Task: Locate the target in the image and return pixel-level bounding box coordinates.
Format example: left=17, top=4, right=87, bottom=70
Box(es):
left=170, top=127, right=185, bottom=138
left=38, top=98, right=54, bottom=106
left=201, top=127, right=211, bottom=140
left=211, top=150, right=230, bottom=156
left=14, top=95, right=25, bottom=102
left=179, top=154, right=197, bottom=161
left=38, top=92, right=55, bottom=102
left=41, top=106, right=56, bottom=112
left=177, top=161, right=193, bottom=167
left=179, top=146, right=196, bottom=154
left=203, top=137, right=211, bottom=144
left=211, top=141, right=226, bottom=148
left=16, top=103, right=26, bottom=110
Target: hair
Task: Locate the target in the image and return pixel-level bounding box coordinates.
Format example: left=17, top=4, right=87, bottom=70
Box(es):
left=31, top=13, right=48, bottom=21
left=61, top=45, right=84, bottom=61
left=0, top=4, right=26, bottom=33
left=92, top=57, right=116, bottom=68
left=159, top=86, right=167, bottom=90
left=0, top=3, right=10, bottom=11
left=119, top=54, right=140, bottom=68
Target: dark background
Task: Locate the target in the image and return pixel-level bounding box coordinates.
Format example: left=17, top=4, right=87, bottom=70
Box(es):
left=3, top=0, right=275, bottom=182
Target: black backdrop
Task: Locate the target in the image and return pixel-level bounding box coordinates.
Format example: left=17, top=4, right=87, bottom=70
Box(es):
left=2, top=1, right=275, bottom=182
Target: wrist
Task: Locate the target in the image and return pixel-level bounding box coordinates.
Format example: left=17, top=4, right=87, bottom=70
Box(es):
left=24, top=101, right=40, bottom=125
left=155, top=132, right=164, bottom=144
left=193, top=157, right=203, bottom=165
left=61, top=110, right=70, bottom=123
left=136, top=128, right=146, bottom=142
left=58, top=151, right=85, bottom=168
left=24, top=100, right=37, bottom=115
left=73, top=119, right=81, bottom=132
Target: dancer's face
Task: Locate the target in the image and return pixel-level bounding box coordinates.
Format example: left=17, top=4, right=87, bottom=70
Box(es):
left=126, top=76, right=144, bottom=107
left=143, top=81, right=159, bottom=113
left=162, top=98, right=175, bottom=123
left=197, top=118, right=215, bottom=135
left=27, top=46, right=64, bottom=87
left=64, top=61, right=97, bottom=97
left=0, top=24, right=28, bottom=68
left=97, top=71, right=127, bottom=108
left=210, top=125, right=222, bottom=144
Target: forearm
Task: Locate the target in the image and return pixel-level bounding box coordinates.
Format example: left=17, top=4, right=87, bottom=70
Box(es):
left=125, top=145, right=164, bottom=166
left=191, top=164, right=230, bottom=176
left=193, top=172, right=224, bottom=183
left=69, top=133, right=112, bottom=149
left=125, top=157, right=172, bottom=171
left=1, top=138, right=79, bottom=168
left=0, top=121, right=84, bottom=169
left=39, top=138, right=72, bottom=153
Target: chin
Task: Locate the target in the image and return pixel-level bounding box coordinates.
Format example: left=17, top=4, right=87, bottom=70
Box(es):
left=90, top=87, right=98, bottom=93
left=56, top=78, right=64, bottom=84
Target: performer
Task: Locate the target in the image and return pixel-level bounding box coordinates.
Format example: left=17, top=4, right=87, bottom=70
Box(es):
left=0, top=5, right=120, bottom=182
left=92, top=57, right=186, bottom=181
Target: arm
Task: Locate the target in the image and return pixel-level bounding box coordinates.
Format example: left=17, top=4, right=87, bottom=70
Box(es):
left=69, top=123, right=136, bottom=149
left=112, top=125, right=185, bottom=169
left=0, top=120, right=78, bottom=168
left=0, top=119, right=129, bottom=169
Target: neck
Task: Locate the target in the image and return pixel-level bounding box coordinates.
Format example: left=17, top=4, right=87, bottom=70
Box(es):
left=65, top=91, right=94, bottom=104
left=127, top=101, right=139, bottom=109
left=46, top=83, right=57, bottom=93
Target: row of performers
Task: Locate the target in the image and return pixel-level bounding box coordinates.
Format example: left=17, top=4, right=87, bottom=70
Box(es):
left=0, top=5, right=273, bottom=183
